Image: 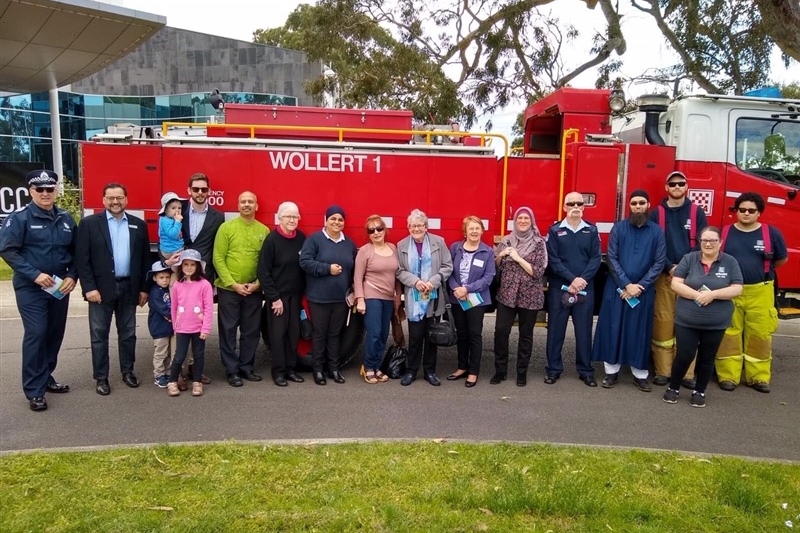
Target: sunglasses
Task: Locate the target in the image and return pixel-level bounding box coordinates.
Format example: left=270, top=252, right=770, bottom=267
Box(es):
left=34, top=186, right=56, bottom=193
left=191, top=187, right=209, bottom=193
left=367, top=226, right=385, bottom=234
left=668, top=181, right=687, bottom=188
left=630, top=200, right=648, bottom=206
left=565, top=201, right=585, bottom=207
left=737, top=207, right=758, bottom=214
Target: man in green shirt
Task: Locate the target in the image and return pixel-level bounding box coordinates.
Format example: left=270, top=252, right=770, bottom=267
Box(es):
left=213, top=191, right=269, bottom=386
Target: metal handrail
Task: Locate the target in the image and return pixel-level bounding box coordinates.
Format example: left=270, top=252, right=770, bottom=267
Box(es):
left=558, top=128, right=580, bottom=214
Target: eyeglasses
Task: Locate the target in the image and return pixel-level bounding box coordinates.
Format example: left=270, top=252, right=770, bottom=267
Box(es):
left=668, top=181, right=687, bottom=188
left=34, top=186, right=55, bottom=193
left=737, top=207, right=758, bottom=214
left=281, top=214, right=299, bottom=219
left=409, top=224, right=426, bottom=229
left=700, top=239, right=720, bottom=245
left=565, top=201, right=585, bottom=207
left=630, top=200, right=648, bottom=206
left=104, top=196, right=125, bottom=202
left=367, top=226, right=385, bottom=234
left=191, top=187, right=209, bottom=193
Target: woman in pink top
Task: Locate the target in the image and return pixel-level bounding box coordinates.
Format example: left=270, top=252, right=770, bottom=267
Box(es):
left=354, top=215, right=400, bottom=383
left=168, top=249, right=214, bottom=397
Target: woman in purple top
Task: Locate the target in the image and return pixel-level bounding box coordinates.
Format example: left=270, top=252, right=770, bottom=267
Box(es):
left=446, top=216, right=495, bottom=387
left=491, top=206, right=548, bottom=386
left=354, top=215, right=400, bottom=384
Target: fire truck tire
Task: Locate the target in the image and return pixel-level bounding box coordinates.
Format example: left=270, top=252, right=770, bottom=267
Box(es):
left=259, top=307, right=365, bottom=370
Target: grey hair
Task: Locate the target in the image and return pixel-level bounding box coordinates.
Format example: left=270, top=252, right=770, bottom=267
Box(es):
left=407, top=209, right=428, bottom=226
left=277, top=201, right=300, bottom=218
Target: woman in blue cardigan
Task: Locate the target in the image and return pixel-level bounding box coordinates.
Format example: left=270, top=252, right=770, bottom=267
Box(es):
left=446, top=216, right=496, bottom=387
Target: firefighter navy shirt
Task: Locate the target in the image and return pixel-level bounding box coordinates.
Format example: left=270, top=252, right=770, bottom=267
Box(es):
left=723, top=225, right=787, bottom=284
left=674, top=251, right=743, bottom=330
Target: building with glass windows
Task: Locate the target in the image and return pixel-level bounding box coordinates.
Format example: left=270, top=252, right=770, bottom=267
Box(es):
left=1, top=25, right=319, bottom=182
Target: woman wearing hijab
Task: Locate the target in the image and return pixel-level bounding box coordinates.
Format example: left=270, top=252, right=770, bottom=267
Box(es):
left=299, top=205, right=357, bottom=386
left=396, top=209, right=454, bottom=387
left=491, top=206, right=548, bottom=386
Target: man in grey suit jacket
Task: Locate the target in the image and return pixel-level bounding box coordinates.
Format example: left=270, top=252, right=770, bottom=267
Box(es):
left=182, top=173, right=224, bottom=284
left=75, top=183, right=150, bottom=396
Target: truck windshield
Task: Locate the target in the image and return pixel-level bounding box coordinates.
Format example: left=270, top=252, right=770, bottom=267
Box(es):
left=735, top=117, right=800, bottom=186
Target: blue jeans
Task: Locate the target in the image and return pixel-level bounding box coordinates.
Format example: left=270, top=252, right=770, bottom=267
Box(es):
left=363, top=299, right=393, bottom=371
left=88, top=279, right=137, bottom=379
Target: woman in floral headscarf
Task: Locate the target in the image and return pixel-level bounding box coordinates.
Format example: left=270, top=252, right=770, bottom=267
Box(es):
left=491, top=206, right=548, bottom=387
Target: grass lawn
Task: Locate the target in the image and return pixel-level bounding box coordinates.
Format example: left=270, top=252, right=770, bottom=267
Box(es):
left=0, top=258, right=11, bottom=281
left=1, top=442, right=798, bottom=532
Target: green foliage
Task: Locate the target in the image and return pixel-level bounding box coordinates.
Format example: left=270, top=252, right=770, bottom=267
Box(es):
left=57, top=186, right=82, bottom=223
left=1, top=443, right=800, bottom=532
left=781, top=82, right=800, bottom=99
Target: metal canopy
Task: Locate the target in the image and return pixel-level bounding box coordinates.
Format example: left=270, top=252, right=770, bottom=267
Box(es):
left=0, top=0, right=165, bottom=93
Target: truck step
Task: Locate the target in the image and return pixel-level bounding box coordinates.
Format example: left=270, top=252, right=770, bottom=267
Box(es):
left=778, top=306, right=800, bottom=320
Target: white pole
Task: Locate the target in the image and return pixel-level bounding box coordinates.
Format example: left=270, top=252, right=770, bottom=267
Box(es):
left=48, top=88, right=63, bottom=186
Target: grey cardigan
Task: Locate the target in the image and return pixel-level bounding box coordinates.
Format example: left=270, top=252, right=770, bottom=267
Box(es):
left=396, top=233, right=454, bottom=318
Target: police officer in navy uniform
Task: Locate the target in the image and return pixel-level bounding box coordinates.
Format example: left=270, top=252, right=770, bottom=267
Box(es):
left=0, top=170, right=78, bottom=411
left=544, top=191, right=602, bottom=387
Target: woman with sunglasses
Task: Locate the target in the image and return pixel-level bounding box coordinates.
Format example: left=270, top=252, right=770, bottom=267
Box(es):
left=446, top=216, right=495, bottom=387
left=353, top=215, right=399, bottom=383
left=663, top=227, right=742, bottom=408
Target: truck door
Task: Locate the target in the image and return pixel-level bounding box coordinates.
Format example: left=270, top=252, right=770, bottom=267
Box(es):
left=726, top=110, right=800, bottom=289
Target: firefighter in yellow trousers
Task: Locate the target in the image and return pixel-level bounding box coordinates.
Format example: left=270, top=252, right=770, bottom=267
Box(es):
left=716, top=193, right=787, bottom=393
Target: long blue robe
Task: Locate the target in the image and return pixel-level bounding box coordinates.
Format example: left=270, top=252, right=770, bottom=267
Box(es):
left=591, top=219, right=666, bottom=369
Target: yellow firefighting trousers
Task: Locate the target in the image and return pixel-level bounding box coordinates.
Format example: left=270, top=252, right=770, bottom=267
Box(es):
left=652, top=273, right=696, bottom=378
left=715, top=281, right=778, bottom=385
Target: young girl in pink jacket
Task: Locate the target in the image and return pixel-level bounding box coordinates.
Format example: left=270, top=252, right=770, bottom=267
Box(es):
left=168, top=249, right=214, bottom=397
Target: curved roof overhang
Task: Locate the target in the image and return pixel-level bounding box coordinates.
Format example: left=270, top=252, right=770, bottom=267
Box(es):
left=0, top=0, right=165, bottom=93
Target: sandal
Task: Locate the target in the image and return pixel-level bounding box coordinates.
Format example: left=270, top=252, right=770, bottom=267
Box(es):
left=374, top=370, right=389, bottom=382
left=363, top=370, right=378, bottom=384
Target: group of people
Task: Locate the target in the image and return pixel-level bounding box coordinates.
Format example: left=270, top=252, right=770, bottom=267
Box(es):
left=0, top=169, right=787, bottom=412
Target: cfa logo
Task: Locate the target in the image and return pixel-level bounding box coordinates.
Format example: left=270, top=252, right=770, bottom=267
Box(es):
left=0, top=187, right=30, bottom=214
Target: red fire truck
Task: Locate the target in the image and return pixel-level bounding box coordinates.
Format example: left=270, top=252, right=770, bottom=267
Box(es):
left=79, top=87, right=800, bottom=327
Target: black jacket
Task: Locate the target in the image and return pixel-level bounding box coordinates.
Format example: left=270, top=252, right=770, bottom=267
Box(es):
left=75, top=211, right=150, bottom=300
left=181, top=202, right=224, bottom=283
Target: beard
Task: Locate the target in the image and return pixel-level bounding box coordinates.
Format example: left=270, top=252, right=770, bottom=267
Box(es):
left=630, top=210, right=649, bottom=227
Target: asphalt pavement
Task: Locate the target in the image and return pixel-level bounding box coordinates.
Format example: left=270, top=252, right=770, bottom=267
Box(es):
left=1, top=281, right=798, bottom=460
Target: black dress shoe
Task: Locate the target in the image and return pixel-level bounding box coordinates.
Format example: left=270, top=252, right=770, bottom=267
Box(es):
left=122, top=372, right=140, bottom=388
left=681, top=378, right=697, bottom=390
left=46, top=382, right=70, bottom=393
left=601, top=373, right=618, bottom=389
left=516, top=373, right=527, bottom=387
left=96, top=379, right=111, bottom=395
left=424, top=373, right=441, bottom=386
left=581, top=376, right=598, bottom=387
left=543, top=374, right=559, bottom=385
left=327, top=371, right=345, bottom=384
left=489, top=373, right=506, bottom=385
left=286, top=372, right=305, bottom=383
left=29, top=397, right=47, bottom=411
left=228, top=374, right=244, bottom=387
left=447, top=371, right=467, bottom=381
left=465, top=378, right=477, bottom=388
left=241, top=370, right=263, bottom=382
left=313, top=372, right=327, bottom=386
left=633, top=378, right=652, bottom=392
left=400, top=372, right=416, bottom=386
left=273, top=375, right=288, bottom=387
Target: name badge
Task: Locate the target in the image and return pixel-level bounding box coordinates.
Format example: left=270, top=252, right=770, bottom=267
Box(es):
left=557, top=230, right=567, bottom=237
left=129, top=224, right=138, bottom=229
left=473, top=259, right=485, bottom=268
left=30, top=225, right=44, bottom=229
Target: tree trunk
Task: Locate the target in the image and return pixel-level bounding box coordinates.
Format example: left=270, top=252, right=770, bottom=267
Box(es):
left=756, top=0, right=800, bottom=62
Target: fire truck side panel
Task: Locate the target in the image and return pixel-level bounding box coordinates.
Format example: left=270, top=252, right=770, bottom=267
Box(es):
left=501, top=157, right=561, bottom=235
left=157, top=145, right=498, bottom=247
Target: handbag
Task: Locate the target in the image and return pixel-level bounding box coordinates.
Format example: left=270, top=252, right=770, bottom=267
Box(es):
left=380, top=345, right=408, bottom=379
left=427, top=303, right=457, bottom=347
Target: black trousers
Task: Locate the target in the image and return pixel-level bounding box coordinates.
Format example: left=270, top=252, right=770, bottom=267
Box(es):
left=494, top=301, right=537, bottom=374
left=170, top=333, right=205, bottom=382
left=407, top=317, right=438, bottom=375
left=670, top=324, right=725, bottom=394
left=88, top=279, right=137, bottom=380
left=545, top=284, right=595, bottom=378
left=267, top=293, right=301, bottom=377
left=451, top=304, right=487, bottom=375
left=217, top=288, right=263, bottom=376
left=309, top=301, right=349, bottom=373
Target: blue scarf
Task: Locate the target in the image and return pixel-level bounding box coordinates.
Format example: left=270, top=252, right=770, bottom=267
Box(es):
left=408, top=234, right=433, bottom=322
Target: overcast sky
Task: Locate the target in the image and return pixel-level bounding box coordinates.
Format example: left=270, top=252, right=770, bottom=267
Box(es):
left=118, top=0, right=798, bottom=135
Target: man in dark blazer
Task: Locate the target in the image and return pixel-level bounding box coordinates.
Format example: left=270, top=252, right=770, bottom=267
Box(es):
left=182, top=173, right=224, bottom=284
left=76, top=183, right=151, bottom=396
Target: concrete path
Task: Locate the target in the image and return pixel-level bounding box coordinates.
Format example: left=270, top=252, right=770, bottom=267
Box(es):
left=1, top=280, right=798, bottom=460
